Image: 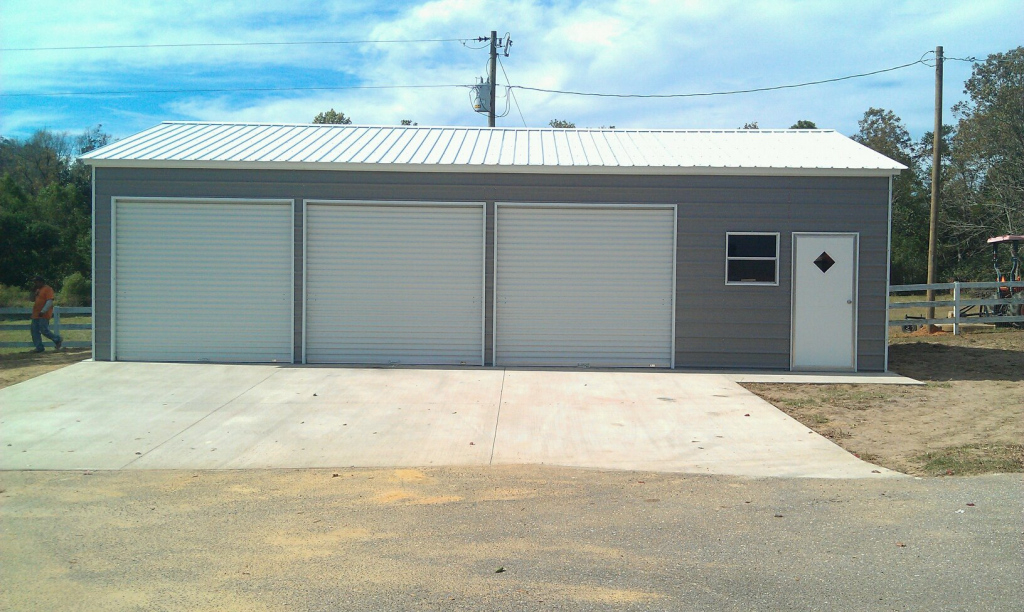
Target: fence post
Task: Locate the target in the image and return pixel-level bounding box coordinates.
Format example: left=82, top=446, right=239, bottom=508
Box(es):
left=53, top=306, right=61, bottom=340
left=952, top=281, right=960, bottom=335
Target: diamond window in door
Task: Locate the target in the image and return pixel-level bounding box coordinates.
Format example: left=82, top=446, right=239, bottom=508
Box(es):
left=813, top=251, right=835, bottom=273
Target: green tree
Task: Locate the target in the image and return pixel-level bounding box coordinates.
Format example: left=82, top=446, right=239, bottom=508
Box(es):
left=548, top=119, right=575, bottom=128
left=312, top=109, right=352, bottom=124
left=740, top=122, right=759, bottom=129
left=0, top=125, right=107, bottom=289
left=852, top=108, right=930, bottom=284
left=400, top=119, right=418, bottom=126
left=941, top=46, right=1024, bottom=279
left=789, top=120, right=817, bottom=129
left=0, top=175, right=61, bottom=286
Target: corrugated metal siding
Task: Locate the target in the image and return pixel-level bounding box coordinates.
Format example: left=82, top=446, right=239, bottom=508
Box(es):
left=113, top=199, right=293, bottom=362
left=494, top=206, right=675, bottom=367
left=82, top=123, right=906, bottom=174
left=93, top=168, right=891, bottom=371
left=304, top=203, right=483, bottom=365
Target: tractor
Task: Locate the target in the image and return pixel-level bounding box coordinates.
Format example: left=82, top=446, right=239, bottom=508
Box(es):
left=985, top=235, right=1024, bottom=321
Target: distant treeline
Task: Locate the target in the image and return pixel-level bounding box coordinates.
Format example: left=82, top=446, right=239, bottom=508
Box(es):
left=1, top=126, right=109, bottom=302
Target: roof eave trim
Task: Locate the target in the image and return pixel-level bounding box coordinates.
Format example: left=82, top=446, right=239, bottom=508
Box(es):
left=83, top=158, right=904, bottom=177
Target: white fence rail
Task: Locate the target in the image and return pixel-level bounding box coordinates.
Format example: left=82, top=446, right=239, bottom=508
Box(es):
left=889, top=280, right=1024, bottom=334
left=0, top=306, right=92, bottom=349
left=3, top=283, right=1018, bottom=350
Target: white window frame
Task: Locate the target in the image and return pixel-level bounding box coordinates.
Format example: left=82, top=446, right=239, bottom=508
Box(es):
left=725, top=232, right=780, bottom=286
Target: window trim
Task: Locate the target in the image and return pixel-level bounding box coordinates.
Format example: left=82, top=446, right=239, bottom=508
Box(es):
left=725, top=231, right=780, bottom=286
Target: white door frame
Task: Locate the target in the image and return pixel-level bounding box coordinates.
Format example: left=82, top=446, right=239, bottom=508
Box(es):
left=110, top=197, right=295, bottom=363
left=301, top=199, right=486, bottom=366
left=493, top=202, right=678, bottom=369
left=789, top=232, right=859, bottom=371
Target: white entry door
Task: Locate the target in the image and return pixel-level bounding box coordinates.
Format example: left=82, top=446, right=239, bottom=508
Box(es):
left=791, top=233, right=858, bottom=370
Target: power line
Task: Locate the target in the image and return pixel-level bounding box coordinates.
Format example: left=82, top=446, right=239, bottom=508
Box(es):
left=1, top=38, right=473, bottom=52
left=0, top=84, right=465, bottom=98
left=3, top=50, right=970, bottom=102
left=497, top=55, right=527, bottom=127
left=510, top=54, right=934, bottom=99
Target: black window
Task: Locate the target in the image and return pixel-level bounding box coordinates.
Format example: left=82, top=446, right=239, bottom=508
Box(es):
left=726, top=233, right=779, bottom=285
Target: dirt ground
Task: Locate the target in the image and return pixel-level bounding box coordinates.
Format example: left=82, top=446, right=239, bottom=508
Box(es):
left=0, top=348, right=91, bottom=390
left=744, top=329, right=1024, bottom=476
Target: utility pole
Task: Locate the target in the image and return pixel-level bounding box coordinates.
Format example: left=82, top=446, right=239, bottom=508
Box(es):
left=926, top=46, right=943, bottom=325
left=488, top=30, right=497, bottom=127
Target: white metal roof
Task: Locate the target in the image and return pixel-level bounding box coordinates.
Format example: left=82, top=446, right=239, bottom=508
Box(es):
left=81, top=122, right=905, bottom=176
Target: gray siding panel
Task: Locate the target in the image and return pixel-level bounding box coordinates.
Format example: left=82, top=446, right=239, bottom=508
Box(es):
left=93, top=168, right=889, bottom=370
left=93, top=168, right=113, bottom=361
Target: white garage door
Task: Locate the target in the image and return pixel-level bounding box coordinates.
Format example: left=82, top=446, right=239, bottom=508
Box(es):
left=113, top=199, right=294, bottom=363
left=495, top=205, right=675, bottom=367
left=304, top=202, right=484, bottom=365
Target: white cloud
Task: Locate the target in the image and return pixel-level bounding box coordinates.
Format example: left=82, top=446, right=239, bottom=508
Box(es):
left=2, top=0, right=1022, bottom=137
left=0, top=109, right=65, bottom=135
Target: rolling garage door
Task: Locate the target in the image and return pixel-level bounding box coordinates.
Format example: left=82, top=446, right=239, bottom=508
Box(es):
left=304, top=202, right=484, bottom=365
left=495, top=204, right=675, bottom=367
left=113, top=199, right=294, bottom=362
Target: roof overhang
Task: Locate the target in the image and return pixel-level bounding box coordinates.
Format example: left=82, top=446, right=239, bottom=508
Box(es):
left=83, top=158, right=903, bottom=178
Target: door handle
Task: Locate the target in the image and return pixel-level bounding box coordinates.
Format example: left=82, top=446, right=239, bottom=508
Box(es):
left=847, top=299, right=853, bottom=304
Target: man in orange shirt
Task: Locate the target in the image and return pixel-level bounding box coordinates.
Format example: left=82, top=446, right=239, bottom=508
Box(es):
left=30, top=275, right=63, bottom=353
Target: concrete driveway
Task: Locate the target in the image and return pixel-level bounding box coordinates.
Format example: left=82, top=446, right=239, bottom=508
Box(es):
left=0, top=362, right=900, bottom=478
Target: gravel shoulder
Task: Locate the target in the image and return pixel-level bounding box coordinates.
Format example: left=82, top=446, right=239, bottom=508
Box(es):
left=1, top=466, right=1020, bottom=612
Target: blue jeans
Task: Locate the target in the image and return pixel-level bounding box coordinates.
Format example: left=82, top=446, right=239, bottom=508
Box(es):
left=31, top=318, right=62, bottom=351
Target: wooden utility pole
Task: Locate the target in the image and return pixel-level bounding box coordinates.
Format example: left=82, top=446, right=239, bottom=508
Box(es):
left=926, top=45, right=943, bottom=324
left=488, top=30, right=497, bottom=127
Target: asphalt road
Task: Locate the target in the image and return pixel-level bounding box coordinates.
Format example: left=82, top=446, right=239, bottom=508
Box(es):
left=1, top=467, right=1021, bottom=611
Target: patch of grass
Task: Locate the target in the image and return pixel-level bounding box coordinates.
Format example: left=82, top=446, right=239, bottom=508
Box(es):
left=820, top=427, right=851, bottom=441
left=917, top=444, right=1024, bottom=476
left=780, top=397, right=819, bottom=408
left=817, top=388, right=896, bottom=410
left=810, top=413, right=830, bottom=424
left=853, top=451, right=881, bottom=463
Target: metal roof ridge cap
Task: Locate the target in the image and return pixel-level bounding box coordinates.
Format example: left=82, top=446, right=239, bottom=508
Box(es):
left=154, top=121, right=840, bottom=133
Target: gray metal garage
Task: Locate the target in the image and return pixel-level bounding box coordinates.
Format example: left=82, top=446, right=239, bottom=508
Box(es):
left=83, top=122, right=904, bottom=371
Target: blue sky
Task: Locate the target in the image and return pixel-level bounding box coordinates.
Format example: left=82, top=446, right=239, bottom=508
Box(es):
left=2, top=0, right=1022, bottom=142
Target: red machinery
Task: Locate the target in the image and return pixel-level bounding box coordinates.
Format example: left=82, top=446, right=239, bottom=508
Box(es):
left=986, top=235, right=1023, bottom=320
